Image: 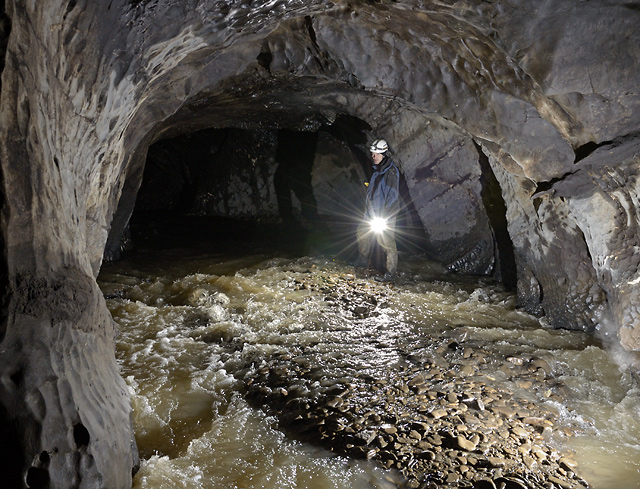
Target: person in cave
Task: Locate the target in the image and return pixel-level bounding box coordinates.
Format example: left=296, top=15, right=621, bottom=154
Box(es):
left=354, top=138, right=400, bottom=283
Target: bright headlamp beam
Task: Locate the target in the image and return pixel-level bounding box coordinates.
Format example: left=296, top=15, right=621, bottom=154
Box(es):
left=369, top=217, right=388, bottom=234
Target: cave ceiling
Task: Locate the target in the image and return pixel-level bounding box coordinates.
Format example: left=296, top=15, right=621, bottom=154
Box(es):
left=1, top=1, right=640, bottom=488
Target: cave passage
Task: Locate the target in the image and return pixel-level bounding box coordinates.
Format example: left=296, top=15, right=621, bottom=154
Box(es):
left=125, top=116, right=431, bottom=272
left=96, top=119, right=640, bottom=489
left=3, top=2, right=640, bottom=488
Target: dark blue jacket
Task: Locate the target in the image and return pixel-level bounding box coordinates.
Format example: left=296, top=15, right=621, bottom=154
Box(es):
left=364, top=156, right=400, bottom=221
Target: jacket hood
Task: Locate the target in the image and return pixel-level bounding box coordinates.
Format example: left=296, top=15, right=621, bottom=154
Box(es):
left=373, top=155, right=392, bottom=172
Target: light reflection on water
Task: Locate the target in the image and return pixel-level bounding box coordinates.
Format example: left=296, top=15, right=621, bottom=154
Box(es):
left=99, top=246, right=640, bottom=489
left=133, top=394, right=394, bottom=489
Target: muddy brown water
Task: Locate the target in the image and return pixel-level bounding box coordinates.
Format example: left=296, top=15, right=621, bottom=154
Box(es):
left=98, top=224, right=639, bottom=489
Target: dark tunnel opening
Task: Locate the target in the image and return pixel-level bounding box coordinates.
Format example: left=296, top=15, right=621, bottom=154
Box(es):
left=101, top=99, right=520, bottom=290
left=123, top=115, right=429, bottom=272
left=476, top=143, right=517, bottom=290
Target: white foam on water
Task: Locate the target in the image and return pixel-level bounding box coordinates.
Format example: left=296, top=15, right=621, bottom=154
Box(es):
left=133, top=395, right=398, bottom=489
left=100, top=252, right=640, bottom=489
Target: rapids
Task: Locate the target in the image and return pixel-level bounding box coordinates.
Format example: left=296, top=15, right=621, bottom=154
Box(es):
left=97, top=219, right=640, bottom=489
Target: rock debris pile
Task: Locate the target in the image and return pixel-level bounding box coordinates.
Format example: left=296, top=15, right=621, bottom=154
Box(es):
left=243, top=270, right=590, bottom=489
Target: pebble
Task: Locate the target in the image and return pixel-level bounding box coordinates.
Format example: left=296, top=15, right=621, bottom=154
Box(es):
left=380, top=423, right=397, bottom=434
left=456, top=435, right=477, bottom=451
left=491, top=405, right=517, bottom=417
left=523, top=455, right=536, bottom=468
left=530, top=358, right=552, bottom=375
left=429, top=409, right=447, bottom=419
left=459, top=365, right=475, bottom=376
left=560, top=457, right=579, bottom=470
left=240, top=270, right=592, bottom=489
left=548, top=475, right=588, bottom=489
left=487, top=457, right=510, bottom=468
left=446, top=473, right=460, bottom=483
left=523, top=416, right=554, bottom=429
left=532, top=446, right=547, bottom=460
left=511, top=425, right=529, bottom=438
left=409, top=430, right=422, bottom=440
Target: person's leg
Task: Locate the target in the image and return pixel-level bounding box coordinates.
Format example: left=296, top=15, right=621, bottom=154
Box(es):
left=356, top=222, right=373, bottom=266
left=377, top=225, right=397, bottom=275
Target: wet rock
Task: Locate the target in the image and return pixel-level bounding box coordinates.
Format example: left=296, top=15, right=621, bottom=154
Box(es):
left=456, top=435, right=478, bottom=452
left=445, top=472, right=460, bottom=484
left=559, top=457, right=579, bottom=471
left=510, top=425, right=529, bottom=438
left=240, top=269, right=592, bottom=489
left=429, top=409, right=448, bottom=419
left=494, top=476, right=528, bottom=489
left=506, top=356, right=525, bottom=366
left=548, top=475, right=588, bottom=489
left=486, top=456, right=511, bottom=468
left=381, top=423, right=398, bottom=435
left=522, top=417, right=554, bottom=430
left=529, top=358, right=552, bottom=375
left=459, top=365, right=475, bottom=376
left=490, top=405, right=517, bottom=418
left=352, top=305, right=370, bottom=318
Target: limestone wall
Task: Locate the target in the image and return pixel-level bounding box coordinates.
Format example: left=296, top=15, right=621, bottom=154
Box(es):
left=0, top=0, right=639, bottom=486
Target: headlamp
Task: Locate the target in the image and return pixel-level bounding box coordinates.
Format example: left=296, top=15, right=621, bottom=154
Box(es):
left=369, top=217, right=388, bottom=234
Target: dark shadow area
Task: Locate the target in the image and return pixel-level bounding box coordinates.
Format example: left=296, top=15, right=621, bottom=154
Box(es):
left=0, top=21, right=11, bottom=483
left=108, top=114, right=434, bottom=275
left=397, top=172, right=429, bottom=253
left=0, top=146, right=6, bottom=346
left=0, top=403, right=25, bottom=488
left=0, top=0, right=10, bottom=343
left=0, top=3, right=10, bottom=83
left=274, top=128, right=320, bottom=225
left=476, top=143, right=517, bottom=289
left=119, top=118, right=361, bottom=261
left=126, top=211, right=328, bottom=259
left=573, top=141, right=603, bottom=163
left=324, top=114, right=371, bottom=173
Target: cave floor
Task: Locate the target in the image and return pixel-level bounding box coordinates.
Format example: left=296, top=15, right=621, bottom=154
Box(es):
left=241, top=266, right=590, bottom=489
left=99, top=214, right=637, bottom=489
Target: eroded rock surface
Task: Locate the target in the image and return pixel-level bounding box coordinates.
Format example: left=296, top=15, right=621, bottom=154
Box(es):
left=0, top=0, right=639, bottom=487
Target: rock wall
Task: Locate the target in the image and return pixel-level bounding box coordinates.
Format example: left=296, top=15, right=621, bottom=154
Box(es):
left=554, top=139, right=640, bottom=349
left=0, top=0, right=639, bottom=487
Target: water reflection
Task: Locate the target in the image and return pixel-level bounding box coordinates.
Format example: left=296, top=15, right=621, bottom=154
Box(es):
left=134, top=395, right=396, bottom=489
left=99, top=243, right=639, bottom=489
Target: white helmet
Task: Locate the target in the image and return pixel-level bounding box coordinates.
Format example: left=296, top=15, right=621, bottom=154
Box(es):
left=369, top=139, right=388, bottom=154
